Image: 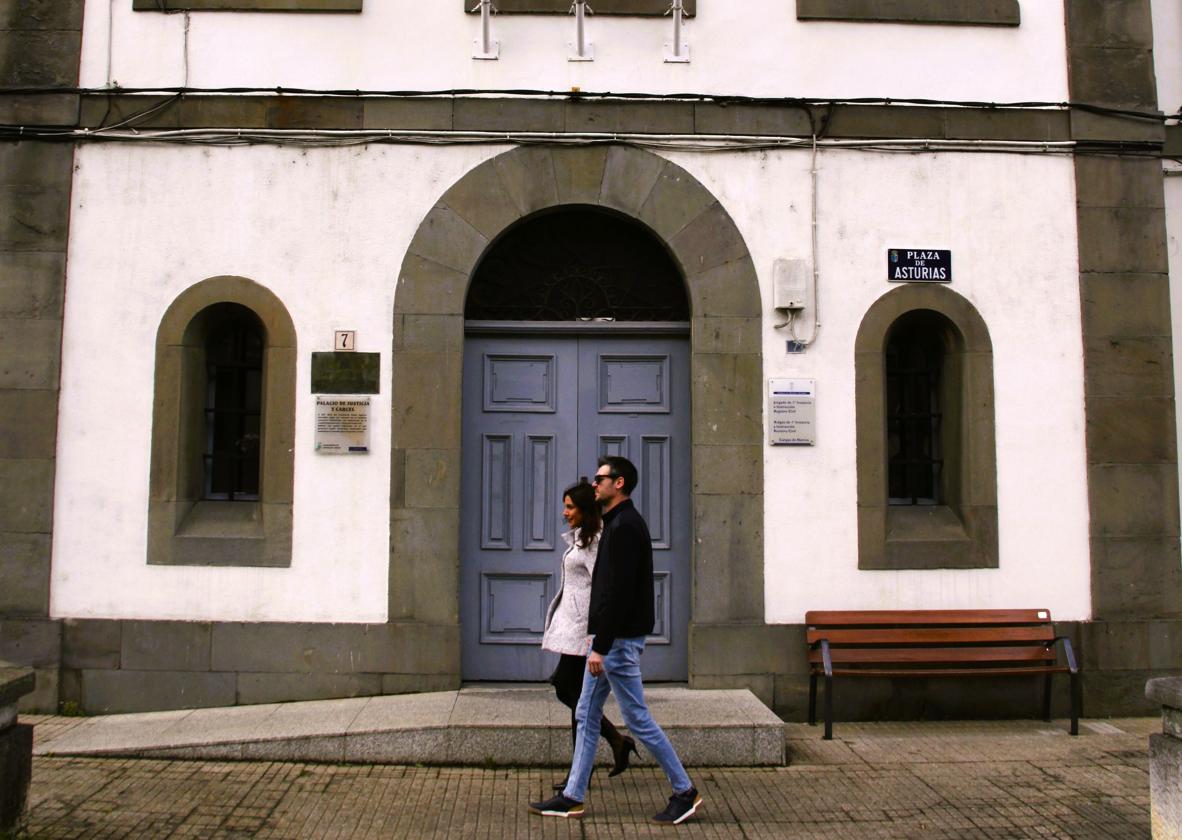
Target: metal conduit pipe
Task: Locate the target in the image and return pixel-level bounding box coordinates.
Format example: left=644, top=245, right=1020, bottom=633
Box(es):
left=472, top=0, right=499, bottom=59
left=569, top=0, right=593, bottom=61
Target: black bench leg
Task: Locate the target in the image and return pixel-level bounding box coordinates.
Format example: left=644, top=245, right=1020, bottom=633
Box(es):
left=1042, top=673, right=1053, bottom=722
left=1069, top=672, right=1081, bottom=736
left=808, top=674, right=817, bottom=726
left=823, top=675, right=833, bottom=741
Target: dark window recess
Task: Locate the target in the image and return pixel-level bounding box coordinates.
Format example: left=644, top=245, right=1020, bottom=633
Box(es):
left=465, top=209, right=689, bottom=322
left=204, top=304, right=264, bottom=500
left=886, top=312, right=945, bottom=505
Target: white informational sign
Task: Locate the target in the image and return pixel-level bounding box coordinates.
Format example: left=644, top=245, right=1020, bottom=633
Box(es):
left=768, top=378, right=815, bottom=446
left=315, top=396, right=371, bottom=454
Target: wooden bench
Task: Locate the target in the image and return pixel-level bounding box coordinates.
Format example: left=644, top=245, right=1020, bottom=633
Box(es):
left=806, top=609, right=1081, bottom=740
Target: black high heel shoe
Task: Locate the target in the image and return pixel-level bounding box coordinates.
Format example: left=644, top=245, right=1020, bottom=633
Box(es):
left=608, top=736, right=637, bottom=777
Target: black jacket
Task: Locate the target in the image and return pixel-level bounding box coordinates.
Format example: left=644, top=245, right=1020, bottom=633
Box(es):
left=587, top=498, right=654, bottom=655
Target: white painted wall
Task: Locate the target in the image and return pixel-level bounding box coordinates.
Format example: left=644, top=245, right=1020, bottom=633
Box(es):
left=51, top=142, right=509, bottom=622
left=54, top=143, right=1091, bottom=624
left=1155, top=0, right=1182, bottom=116
left=662, top=148, right=1089, bottom=623
left=79, top=1, right=1068, bottom=104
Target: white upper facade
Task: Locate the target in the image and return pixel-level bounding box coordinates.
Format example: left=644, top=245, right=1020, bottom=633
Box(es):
left=81, top=1, right=1069, bottom=103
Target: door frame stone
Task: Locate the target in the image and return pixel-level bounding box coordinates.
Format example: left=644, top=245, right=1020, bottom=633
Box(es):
left=389, top=144, right=765, bottom=689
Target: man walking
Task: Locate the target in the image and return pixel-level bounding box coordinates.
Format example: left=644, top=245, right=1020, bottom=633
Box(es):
left=528, top=456, right=703, bottom=825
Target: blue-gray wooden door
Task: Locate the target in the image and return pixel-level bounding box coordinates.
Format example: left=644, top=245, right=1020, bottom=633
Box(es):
left=460, top=333, right=690, bottom=681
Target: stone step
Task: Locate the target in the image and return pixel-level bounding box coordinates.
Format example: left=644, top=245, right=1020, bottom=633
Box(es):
left=34, top=686, right=787, bottom=767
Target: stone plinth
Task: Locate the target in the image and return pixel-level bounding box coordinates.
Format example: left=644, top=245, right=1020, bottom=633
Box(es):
left=0, top=662, right=35, bottom=833
left=1147, top=677, right=1182, bottom=840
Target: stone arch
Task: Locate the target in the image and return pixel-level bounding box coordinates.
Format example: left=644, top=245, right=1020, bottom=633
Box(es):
left=389, top=145, right=764, bottom=687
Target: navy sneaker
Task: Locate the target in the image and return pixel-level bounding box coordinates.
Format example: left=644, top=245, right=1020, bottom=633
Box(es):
left=652, top=787, right=702, bottom=825
left=528, top=793, right=585, bottom=818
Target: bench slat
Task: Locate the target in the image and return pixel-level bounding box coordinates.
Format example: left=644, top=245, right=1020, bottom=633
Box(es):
left=808, top=646, right=1056, bottom=665
left=806, top=609, right=1052, bottom=626
left=820, top=666, right=1069, bottom=677
left=806, top=626, right=1055, bottom=645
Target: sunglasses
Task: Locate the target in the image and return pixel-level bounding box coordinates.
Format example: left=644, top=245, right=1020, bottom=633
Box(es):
left=591, top=473, right=619, bottom=485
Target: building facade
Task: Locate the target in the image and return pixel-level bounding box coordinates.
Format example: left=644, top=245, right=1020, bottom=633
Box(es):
left=1, top=0, right=1180, bottom=718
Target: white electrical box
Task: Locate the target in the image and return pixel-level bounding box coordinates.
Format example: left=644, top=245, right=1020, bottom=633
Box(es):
left=773, top=258, right=809, bottom=310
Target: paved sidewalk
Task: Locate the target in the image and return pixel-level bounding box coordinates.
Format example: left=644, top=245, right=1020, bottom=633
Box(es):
left=17, top=716, right=1156, bottom=839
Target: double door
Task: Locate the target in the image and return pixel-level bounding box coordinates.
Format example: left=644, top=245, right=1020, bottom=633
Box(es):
left=460, top=333, right=690, bottom=681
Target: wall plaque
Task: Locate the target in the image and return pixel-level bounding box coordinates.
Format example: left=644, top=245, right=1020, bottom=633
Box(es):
left=768, top=378, right=815, bottom=446
left=888, top=249, right=951, bottom=282
left=315, top=396, right=371, bottom=454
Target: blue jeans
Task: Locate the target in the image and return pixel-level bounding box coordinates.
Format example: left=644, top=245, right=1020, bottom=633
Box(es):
left=562, top=636, right=692, bottom=802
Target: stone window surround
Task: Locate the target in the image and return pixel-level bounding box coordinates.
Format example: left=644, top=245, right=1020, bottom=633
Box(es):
left=797, top=0, right=1019, bottom=27
left=390, top=144, right=765, bottom=665
left=855, top=284, right=998, bottom=570
left=147, top=276, right=296, bottom=568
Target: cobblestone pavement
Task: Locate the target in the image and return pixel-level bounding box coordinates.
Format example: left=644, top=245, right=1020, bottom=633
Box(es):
left=15, top=717, right=1156, bottom=839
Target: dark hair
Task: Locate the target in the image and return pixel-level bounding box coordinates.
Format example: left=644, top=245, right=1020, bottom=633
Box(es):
left=564, top=481, right=601, bottom=549
left=597, top=455, right=638, bottom=496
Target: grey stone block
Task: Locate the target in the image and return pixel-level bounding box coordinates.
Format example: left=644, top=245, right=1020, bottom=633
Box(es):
left=79, top=670, right=235, bottom=714
left=209, top=621, right=459, bottom=675
left=1084, top=336, right=1174, bottom=399
left=0, top=319, right=61, bottom=389
left=1092, top=537, right=1182, bottom=619
left=1150, top=733, right=1182, bottom=839
left=121, top=621, right=211, bottom=672
left=1081, top=273, right=1172, bottom=338
left=692, top=446, right=762, bottom=496
left=826, top=105, right=947, bottom=139
left=388, top=509, right=462, bottom=623
left=0, top=251, right=65, bottom=320
left=0, top=93, right=78, bottom=127
left=405, top=206, right=488, bottom=275
left=237, top=673, right=381, bottom=705
left=0, top=0, right=85, bottom=30
left=550, top=145, right=609, bottom=205
left=362, top=98, right=453, bottom=131
left=18, top=666, right=56, bottom=713
left=694, top=104, right=812, bottom=137
left=453, top=98, right=563, bottom=133
left=797, top=0, right=1018, bottom=26
left=944, top=108, right=1070, bottom=141
left=691, top=495, right=765, bottom=622
left=1068, top=46, right=1157, bottom=109
left=438, top=160, right=521, bottom=242
left=239, top=735, right=345, bottom=762
left=1075, top=156, right=1165, bottom=209
left=669, top=203, right=751, bottom=277
left=1070, top=108, right=1164, bottom=144
left=390, top=351, right=462, bottom=450
left=691, top=353, right=763, bottom=446
left=1148, top=676, right=1182, bottom=710
left=61, top=619, right=121, bottom=670
left=690, top=623, right=798, bottom=677
left=381, top=673, right=458, bottom=695
left=393, top=314, right=463, bottom=353
left=395, top=255, right=468, bottom=316
left=0, top=532, right=49, bottom=615
left=685, top=256, right=762, bottom=318
left=399, top=449, right=461, bottom=510
left=1086, top=397, right=1176, bottom=464
left=492, top=147, right=560, bottom=216
left=265, top=98, right=363, bottom=130
left=563, top=101, right=694, bottom=135
left=1067, top=0, right=1154, bottom=49
left=638, top=163, right=717, bottom=241
left=447, top=725, right=549, bottom=766
left=0, top=30, right=81, bottom=87
left=692, top=316, right=761, bottom=356
left=600, top=145, right=664, bottom=217
left=0, top=389, right=57, bottom=458
left=1088, top=464, right=1180, bottom=538
left=134, top=0, right=361, bottom=9
left=0, top=723, right=31, bottom=834
left=0, top=619, right=58, bottom=667
left=0, top=143, right=75, bottom=192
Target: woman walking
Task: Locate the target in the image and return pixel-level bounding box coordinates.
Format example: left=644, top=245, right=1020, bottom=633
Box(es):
left=541, top=480, right=636, bottom=790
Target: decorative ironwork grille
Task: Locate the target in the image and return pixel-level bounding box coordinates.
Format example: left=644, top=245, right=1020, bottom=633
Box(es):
left=203, top=304, right=264, bottom=501
left=465, top=210, right=690, bottom=322
left=886, top=313, right=946, bottom=506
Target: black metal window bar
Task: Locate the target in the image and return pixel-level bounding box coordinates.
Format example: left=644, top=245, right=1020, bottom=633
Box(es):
left=203, top=306, right=264, bottom=501
left=886, top=316, right=944, bottom=505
